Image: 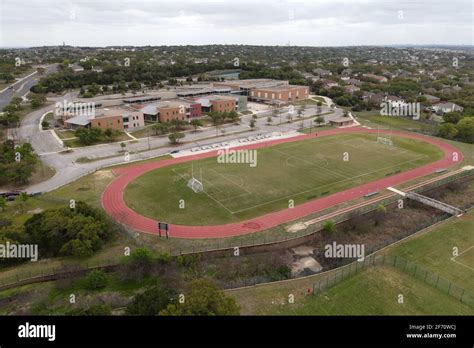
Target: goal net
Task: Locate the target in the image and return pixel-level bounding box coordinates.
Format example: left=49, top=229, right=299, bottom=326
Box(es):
left=377, top=137, right=393, bottom=146
left=187, top=177, right=204, bottom=193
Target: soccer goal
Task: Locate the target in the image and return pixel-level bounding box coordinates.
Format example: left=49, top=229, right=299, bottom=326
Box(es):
left=376, top=127, right=394, bottom=146
left=187, top=177, right=204, bottom=193
left=377, top=137, right=393, bottom=146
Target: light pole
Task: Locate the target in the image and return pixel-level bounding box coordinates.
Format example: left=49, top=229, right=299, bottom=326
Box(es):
left=147, top=128, right=150, bottom=150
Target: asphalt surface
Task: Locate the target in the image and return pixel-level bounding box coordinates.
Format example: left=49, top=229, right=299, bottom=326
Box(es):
left=0, top=65, right=57, bottom=110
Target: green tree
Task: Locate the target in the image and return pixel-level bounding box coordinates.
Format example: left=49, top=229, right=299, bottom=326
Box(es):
left=84, top=269, right=108, bottom=290
left=437, top=123, right=458, bottom=139
left=160, top=280, right=240, bottom=316
left=228, top=111, right=240, bottom=124
left=168, top=132, right=185, bottom=144
left=315, top=116, right=324, bottom=126
left=126, top=284, right=177, bottom=315
left=29, top=94, right=46, bottom=109
left=249, top=118, right=256, bottom=130
left=190, top=119, right=202, bottom=131
left=2, top=73, right=14, bottom=83
left=455, top=117, right=474, bottom=143
left=151, top=123, right=169, bottom=135
left=443, top=112, right=463, bottom=124
left=75, top=127, right=102, bottom=146
left=24, top=202, right=115, bottom=257
left=120, top=247, right=154, bottom=281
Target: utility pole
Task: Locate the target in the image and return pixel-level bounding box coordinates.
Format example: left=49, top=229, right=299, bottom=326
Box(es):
left=147, top=128, right=150, bottom=150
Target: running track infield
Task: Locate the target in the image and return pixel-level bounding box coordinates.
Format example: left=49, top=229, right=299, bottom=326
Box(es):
left=102, top=128, right=463, bottom=239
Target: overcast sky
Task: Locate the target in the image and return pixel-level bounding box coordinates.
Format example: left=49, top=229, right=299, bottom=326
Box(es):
left=0, top=0, right=472, bottom=47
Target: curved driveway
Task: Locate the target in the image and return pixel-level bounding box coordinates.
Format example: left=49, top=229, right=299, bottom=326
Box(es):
left=101, top=127, right=463, bottom=239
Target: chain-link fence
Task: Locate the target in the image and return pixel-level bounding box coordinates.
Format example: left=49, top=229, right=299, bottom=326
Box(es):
left=1, top=172, right=472, bottom=293
left=312, top=254, right=473, bottom=307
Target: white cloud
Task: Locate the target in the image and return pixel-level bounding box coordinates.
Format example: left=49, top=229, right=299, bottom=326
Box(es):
left=0, top=0, right=471, bottom=47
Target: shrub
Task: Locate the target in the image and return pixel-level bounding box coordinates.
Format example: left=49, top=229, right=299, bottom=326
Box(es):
left=323, top=220, right=336, bottom=234
left=126, top=284, right=176, bottom=315
left=84, top=269, right=108, bottom=290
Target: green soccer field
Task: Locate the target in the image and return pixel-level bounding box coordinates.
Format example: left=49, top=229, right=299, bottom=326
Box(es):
left=124, top=133, right=443, bottom=225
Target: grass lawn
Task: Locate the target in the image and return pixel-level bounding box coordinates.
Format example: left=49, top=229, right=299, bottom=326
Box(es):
left=355, top=110, right=438, bottom=134
left=124, top=132, right=443, bottom=225
left=264, top=266, right=473, bottom=315
left=227, top=208, right=474, bottom=315
left=384, top=210, right=474, bottom=291
left=308, top=96, right=327, bottom=105
left=64, top=132, right=131, bottom=148
left=54, top=129, right=76, bottom=140
left=129, top=125, right=156, bottom=139
left=43, top=112, right=54, bottom=125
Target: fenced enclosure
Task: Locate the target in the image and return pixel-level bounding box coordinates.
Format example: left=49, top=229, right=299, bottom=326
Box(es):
left=312, top=254, right=474, bottom=307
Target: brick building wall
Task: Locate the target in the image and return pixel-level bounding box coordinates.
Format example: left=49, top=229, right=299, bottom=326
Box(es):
left=211, top=99, right=236, bottom=113
left=90, top=115, right=123, bottom=130
left=158, top=106, right=186, bottom=123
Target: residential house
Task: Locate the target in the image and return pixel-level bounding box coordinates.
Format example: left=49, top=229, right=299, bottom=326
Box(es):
left=423, top=95, right=441, bottom=104
left=433, top=102, right=464, bottom=115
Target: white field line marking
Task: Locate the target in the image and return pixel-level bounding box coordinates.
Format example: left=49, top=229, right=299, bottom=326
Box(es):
left=273, top=148, right=351, bottom=180
left=229, top=154, right=428, bottom=214
left=209, top=168, right=251, bottom=194
left=171, top=168, right=235, bottom=215
left=450, top=245, right=474, bottom=272
left=170, top=137, right=431, bottom=215
left=337, top=137, right=423, bottom=161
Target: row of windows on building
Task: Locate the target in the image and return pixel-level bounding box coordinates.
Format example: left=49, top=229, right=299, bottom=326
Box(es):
left=250, top=90, right=306, bottom=99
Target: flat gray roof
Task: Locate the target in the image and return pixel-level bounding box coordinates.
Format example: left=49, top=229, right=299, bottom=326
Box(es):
left=65, top=115, right=91, bottom=126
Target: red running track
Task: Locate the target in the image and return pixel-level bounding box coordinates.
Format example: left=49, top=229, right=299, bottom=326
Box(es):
left=101, top=127, right=463, bottom=239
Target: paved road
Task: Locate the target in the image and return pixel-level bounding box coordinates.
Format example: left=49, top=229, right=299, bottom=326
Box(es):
left=0, top=65, right=57, bottom=110
left=19, top=95, right=344, bottom=194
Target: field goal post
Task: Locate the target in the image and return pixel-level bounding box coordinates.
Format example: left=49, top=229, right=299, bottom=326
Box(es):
left=376, top=126, right=394, bottom=146
left=187, top=165, right=204, bottom=193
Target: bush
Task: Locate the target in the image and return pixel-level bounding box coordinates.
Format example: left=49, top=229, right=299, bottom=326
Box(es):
left=120, top=247, right=154, bottom=281
left=84, top=269, right=108, bottom=290
left=323, top=220, right=336, bottom=234
left=126, top=284, right=176, bottom=315
left=160, top=279, right=240, bottom=316
left=23, top=201, right=116, bottom=258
